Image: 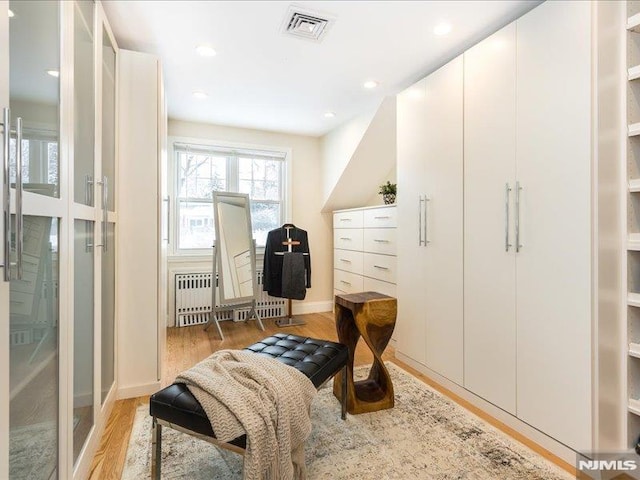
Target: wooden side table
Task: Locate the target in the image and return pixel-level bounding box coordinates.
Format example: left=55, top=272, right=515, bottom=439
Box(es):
left=332, top=291, right=397, bottom=414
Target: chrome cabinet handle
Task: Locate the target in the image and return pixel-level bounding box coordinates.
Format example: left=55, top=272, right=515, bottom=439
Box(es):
left=85, top=220, right=94, bottom=252
left=339, top=218, right=351, bottom=222
left=85, top=174, right=93, bottom=206
left=164, top=196, right=170, bottom=244
left=339, top=237, right=351, bottom=241
left=15, top=117, right=23, bottom=279
left=97, top=176, right=108, bottom=252
left=516, top=182, right=522, bottom=252
left=424, top=196, right=430, bottom=244
left=418, top=195, right=424, bottom=246
left=373, top=265, right=389, bottom=270
left=374, top=216, right=390, bottom=219
left=339, top=258, right=351, bottom=263
left=373, top=239, right=389, bottom=243
left=340, top=280, right=351, bottom=286
left=103, top=176, right=108, bottom=252
left=505, top=183, right=512, bottom=252
left=1, top=108, right=10, bottom=281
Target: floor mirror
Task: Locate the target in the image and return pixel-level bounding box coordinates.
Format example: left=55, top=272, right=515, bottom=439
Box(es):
left=204, top=192, right=265, bottom=340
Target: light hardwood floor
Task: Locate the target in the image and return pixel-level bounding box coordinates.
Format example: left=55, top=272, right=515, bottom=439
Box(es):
left=89, top=312, right=575, bottom=479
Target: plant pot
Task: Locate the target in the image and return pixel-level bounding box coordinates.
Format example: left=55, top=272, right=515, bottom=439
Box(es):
left=382, top=193, right=396, bottom=205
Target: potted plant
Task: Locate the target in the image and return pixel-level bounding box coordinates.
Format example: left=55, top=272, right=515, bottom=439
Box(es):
left=378, top=181, right=397, bottom=205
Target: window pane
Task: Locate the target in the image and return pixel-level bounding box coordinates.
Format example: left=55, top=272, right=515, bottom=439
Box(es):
left=238, top=157, right=281, bottom=201
left=251, top=202, right=280, bottom=246
left=177, top=152, right=226, bottom=199
left=178, top=201, right=215, bottom=249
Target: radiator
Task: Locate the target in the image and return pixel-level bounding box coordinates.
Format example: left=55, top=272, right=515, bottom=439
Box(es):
left=175, top=270, right=286, bottom=327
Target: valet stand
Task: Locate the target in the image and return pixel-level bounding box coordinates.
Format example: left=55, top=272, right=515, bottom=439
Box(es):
left=275, top=225, right=308, bottom=327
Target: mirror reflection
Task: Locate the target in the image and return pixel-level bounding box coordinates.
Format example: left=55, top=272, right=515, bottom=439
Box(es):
left=213, top=193, right=255, bottom=302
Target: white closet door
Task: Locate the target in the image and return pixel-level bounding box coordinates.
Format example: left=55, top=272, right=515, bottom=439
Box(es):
left=516, top=0, right=592, bottom=451
left=395, top=77, right=427, bottom=366
left=463, top=24, right=517, bottom=413
left=423, top=56, right=464, bottom=384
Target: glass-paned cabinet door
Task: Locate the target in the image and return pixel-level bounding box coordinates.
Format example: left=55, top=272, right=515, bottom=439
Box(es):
left=9, top=216, right=60, bottom=479
left=74, top=0, right=95, bottom=206
left=9, top=0, right=60, bottom=197
left=102, top=27, right=116, bottom=211
left=101, top=222, right=115, bottom=402
left=8, top=1, right=62, bottom=478
left=73, top=220, right=94, bottom=464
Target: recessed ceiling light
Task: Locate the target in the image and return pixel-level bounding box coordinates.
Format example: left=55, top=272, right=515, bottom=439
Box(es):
left=363, top=80, right=379, bottom=89
left=46, top=69, right=59, bottom=78
left=192, top=90, right=208, bottom=99
left=8, top=9, right=14, bottom=18
left=433, top=23, right=452, bottom=36
left=196, top=44, right=217, bottom=57
left=324, top=111, right=336, bottom=118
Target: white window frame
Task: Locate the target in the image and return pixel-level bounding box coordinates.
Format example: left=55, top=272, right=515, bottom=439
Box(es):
left=168, top=136, right=291, bottom=258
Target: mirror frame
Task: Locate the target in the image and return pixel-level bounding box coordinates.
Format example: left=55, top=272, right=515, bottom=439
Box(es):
left=212, top=191, right=257, bottom=305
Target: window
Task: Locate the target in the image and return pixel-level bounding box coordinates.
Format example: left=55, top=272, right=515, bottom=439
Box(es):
left=174, top=142, right=286, bottom=252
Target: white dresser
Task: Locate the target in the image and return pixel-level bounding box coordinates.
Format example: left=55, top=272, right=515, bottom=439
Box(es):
left=333, top=205, right=397, bottom=298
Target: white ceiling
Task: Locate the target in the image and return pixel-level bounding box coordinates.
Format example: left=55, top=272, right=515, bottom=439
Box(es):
left=103, top=0, right=539, bottom=137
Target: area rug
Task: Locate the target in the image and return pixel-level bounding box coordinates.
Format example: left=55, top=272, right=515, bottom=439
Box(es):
left=122, top=363, right=573, bottom=479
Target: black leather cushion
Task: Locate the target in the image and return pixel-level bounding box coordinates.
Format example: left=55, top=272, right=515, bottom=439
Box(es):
left=150, top=334, right=348, bottom=445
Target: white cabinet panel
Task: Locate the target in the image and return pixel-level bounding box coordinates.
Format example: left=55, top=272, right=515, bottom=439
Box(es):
left=396, top=77, right=428, bottom=366
left=333, top=228, right=363, bottom=251
left=515, top=0, right=592, bottom=451
left=363, top=207, right=397, bottom=228
left=363, top=252, right=397, bottom=284
left=463, top=23, right=517, bottom=414
left=333, top=249, right=364, bottom=275
left=363, top=277, right=396, bottom=298
left=334, top=210, right=364, bottom=229
left=423, top=55, right=464, bottom=386
left=363, top=228, right=397, bottom=255
left=333, top=269, right=364, bottom=294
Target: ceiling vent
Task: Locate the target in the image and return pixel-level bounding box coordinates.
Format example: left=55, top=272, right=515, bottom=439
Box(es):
left=281, top=5, right=335, bottom=42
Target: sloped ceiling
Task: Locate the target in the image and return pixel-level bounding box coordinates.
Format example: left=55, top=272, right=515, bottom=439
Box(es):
left=322, top=97, right=396, bottom=212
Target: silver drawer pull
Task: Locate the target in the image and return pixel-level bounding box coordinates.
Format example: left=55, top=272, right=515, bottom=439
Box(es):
left=339, top=259, right=351, bottom=263
left=373, top=265, right=389, bottom=270
left=340, top=237, right=351, bottom=240
left=374, top=216, right=390, bottom=219
left=340, top=280, right=351, bottom=285
left=339, top=218, right=351, bottom=221
left=373, top=239, right=389, bottom=243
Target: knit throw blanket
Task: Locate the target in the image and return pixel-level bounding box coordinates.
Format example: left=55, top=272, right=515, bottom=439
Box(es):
left=175, top=350, right=317, bottom=480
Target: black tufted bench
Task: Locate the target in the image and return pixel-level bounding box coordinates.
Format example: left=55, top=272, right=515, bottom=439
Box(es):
left=149, top=333, right=349, bottom=479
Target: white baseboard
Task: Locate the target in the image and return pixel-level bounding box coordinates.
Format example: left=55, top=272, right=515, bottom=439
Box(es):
left=395, top=351, right=577, bottom=466
left=117, top=381, right=162, bottom=400
left=291, top=300, right=333, bottom=315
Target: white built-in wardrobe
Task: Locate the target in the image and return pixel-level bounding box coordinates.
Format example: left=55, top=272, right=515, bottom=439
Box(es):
left=396, top=0, right=625, bottom=460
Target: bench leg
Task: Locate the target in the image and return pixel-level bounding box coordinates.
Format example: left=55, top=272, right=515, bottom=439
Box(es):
left=341, top=365, right=347, bottom=420
left=151, top=417, right=162, bottom=479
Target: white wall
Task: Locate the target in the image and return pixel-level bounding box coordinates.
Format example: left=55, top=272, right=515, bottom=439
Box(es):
left=321, top=101, right=380, bottom=203
left=168, top=120, right=333, bottom=316
left=321, top=97, right=397, bottom=212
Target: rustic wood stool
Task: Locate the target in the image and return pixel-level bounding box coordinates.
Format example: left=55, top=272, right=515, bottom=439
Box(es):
left=332, top=291, right=397, bottom=414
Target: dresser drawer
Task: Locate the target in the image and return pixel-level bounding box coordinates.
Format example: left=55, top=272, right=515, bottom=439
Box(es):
left=334, top=229, right=364, bottom=251
left=363, top=228, right=396, bottom=255
left=334, top=249, right=364, bottom=275
left=334, top=210, right=364, bottom=229
left=363, top=252, right=397, bottom=284
left=364, top=207, right=397, bottom=228
left=333, top=269, right=364, bottom=294
left=363, top=276, right=397, bottom=298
